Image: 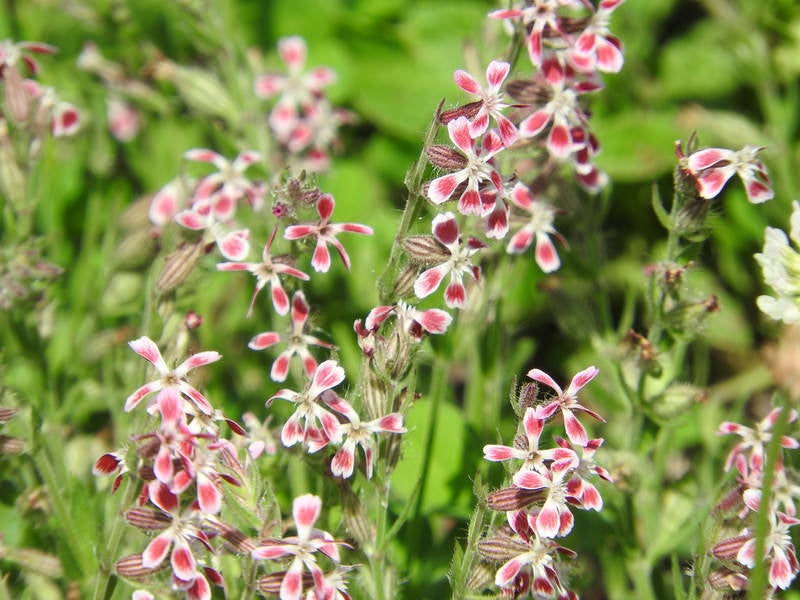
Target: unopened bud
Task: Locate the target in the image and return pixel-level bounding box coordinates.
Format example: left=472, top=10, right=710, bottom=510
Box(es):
left=115, top=553, right=161, bottom=580
left=0, top=435, right=24, bottom=454
left=362, top=369, right=389, bottom=420
left=711, top=534, right=750, bottom=560
left=486, top=486, right=545, bottom=511
left=651, top=383, right=705, bottom=420
left=0, top=408, right=17, bottom=424
left=156, top=61, right=238, bottom=124
left=156, top=239, right=205, bottom=293
left=125, top=508, right=171, bottom=530
left=114, top=228, right=158, bottom=269
left=505, top=79, right=548, bottom=103
left=392, top=264, right=418, bottom=298
left=0, top=545, right=62, bottom=578
left=426, top=144, right=467, bottom=170
left=3, top=65, right=32, bottom=122
left=707, top=567, right=749, bottom=591
left=342, top=487, right=374, bottom=548
left=438, top=100, right=482, bottom=124
left=477, top=533, right=529, bottom=562
left=465, top=562, right=495, bottom=593
left=402, top=235, right=449, bottom=264
left=0, top=128, right=25, bottom=206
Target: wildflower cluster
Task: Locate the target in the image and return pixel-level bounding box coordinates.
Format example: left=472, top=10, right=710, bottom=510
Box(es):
left=255, top=36, right=353, bottom=173
left=94, top=335, right=245, bottom=600
left=475, top=367, right=612, bottom=598
left=409, top=0, right=627, bottom=310
left=708, top=408, right=800, bottom=594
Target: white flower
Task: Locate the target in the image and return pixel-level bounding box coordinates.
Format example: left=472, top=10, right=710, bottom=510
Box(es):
left=755, top=201, right=800, bottom=323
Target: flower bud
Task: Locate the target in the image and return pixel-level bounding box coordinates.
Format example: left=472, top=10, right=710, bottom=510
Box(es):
left=155, top=239, right=205, bottom=293
left=115, top=553, right=161, bottom=580
left=477, top=532, right=529, bottom=562
left=426, top=144, right=467, bottom=170
left=402, top=235, right=449, bottom=264
left=486, top=486, right=545, bottom=511
left=155, top=61, right=238, bottom=124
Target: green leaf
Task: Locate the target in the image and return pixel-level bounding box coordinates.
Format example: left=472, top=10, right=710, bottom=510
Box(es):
left=659, top=21, right=742, bottom=100
left=593, top=110, right=679, bottom=181
left=391, top=398, right=471, bottom=517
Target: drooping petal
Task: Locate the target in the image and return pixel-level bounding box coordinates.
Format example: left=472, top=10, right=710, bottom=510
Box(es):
left=197, top=472, right=222, bottom=514
left=534, top=233, right=560, bottom=273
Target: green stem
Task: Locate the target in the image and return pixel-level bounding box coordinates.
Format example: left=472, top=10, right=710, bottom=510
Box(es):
left=377, top=108, right=442, bottom=304
left=92, top=477, right=137, bottom=600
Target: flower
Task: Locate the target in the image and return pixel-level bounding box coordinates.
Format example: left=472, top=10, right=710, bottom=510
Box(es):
left=252, top=494, right=344, bottom=600
left=513, top=462, right=576, bottom=538
left=570, top=0, right=625, bottom=74
left=517, top=58, right=599, bottom=159
left=254, top=36, right=336, bottom=142
left=0, top=39, right=57, bottom=76
left=364, top=302, right=453, bottom=337
left=427, top=116, right=504, bottom=215
left=505, top=181, right=562, bottom=272
left=268, top=360, right=345, bottom=448
left=686, top=145, right=773, bottom=203
left=124, top=336, right=220, bottom=422
left=712, top=508, right=800, bottom=590
left=717, top=407, right=799, bottom=472
left=324, top=394, right=405, bottom=479
left=217, top=228, right=310, bottom=316
left=755, top=202, right=800, bottom=323
left=177, top=148, right=262, bottom=223
left=453, top=60, right=517, bottom=146
left=489, top=1, right=579, bottom=67
left=527, top=366, right=605, bottom=447
left=284, top=194, right=374, bottom=273
left=483, top=407, right=577, bottom=475
left=413, top=212, right=485, bottom=309
left=248, top=290, right=335, bottom=381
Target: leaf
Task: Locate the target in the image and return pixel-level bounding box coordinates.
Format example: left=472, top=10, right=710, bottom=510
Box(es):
left=592, top=110, right=680, bottom=181
left=390, top=398, right=472, bottom=517
left=659, top=21, right=742, bottom=100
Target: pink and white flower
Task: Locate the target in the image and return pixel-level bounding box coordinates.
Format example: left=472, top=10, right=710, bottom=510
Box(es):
left=324, top=394, right=406, bottom=479
left=483, top=407, right=577, bottom=475
left=255, top=36, right=336, bottom=142
left=123, top=336, right=220, bottom=422
left=251, top=494, right=344, bottom=600
left=717, top=407, right=799, bottom=472
left=249, top=290, right=335, bottom=381
left=528, top=366, right=605, bottom=447
left=686, top=145, right=773, bottom=203
left=427, top=117, right=504, bottom=216
left=413, top=212, right=485, bottom=309
left=570, top=0, right=625, bottom=74
left=217, top=228, right=310, bottom=316
left=505, top=182, right=562, bottom=273
left=268, top=360, right=345, bottom=448
left=453, top=60, right=517, bottom=146
left=284, top=194, right=373, bottom=272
